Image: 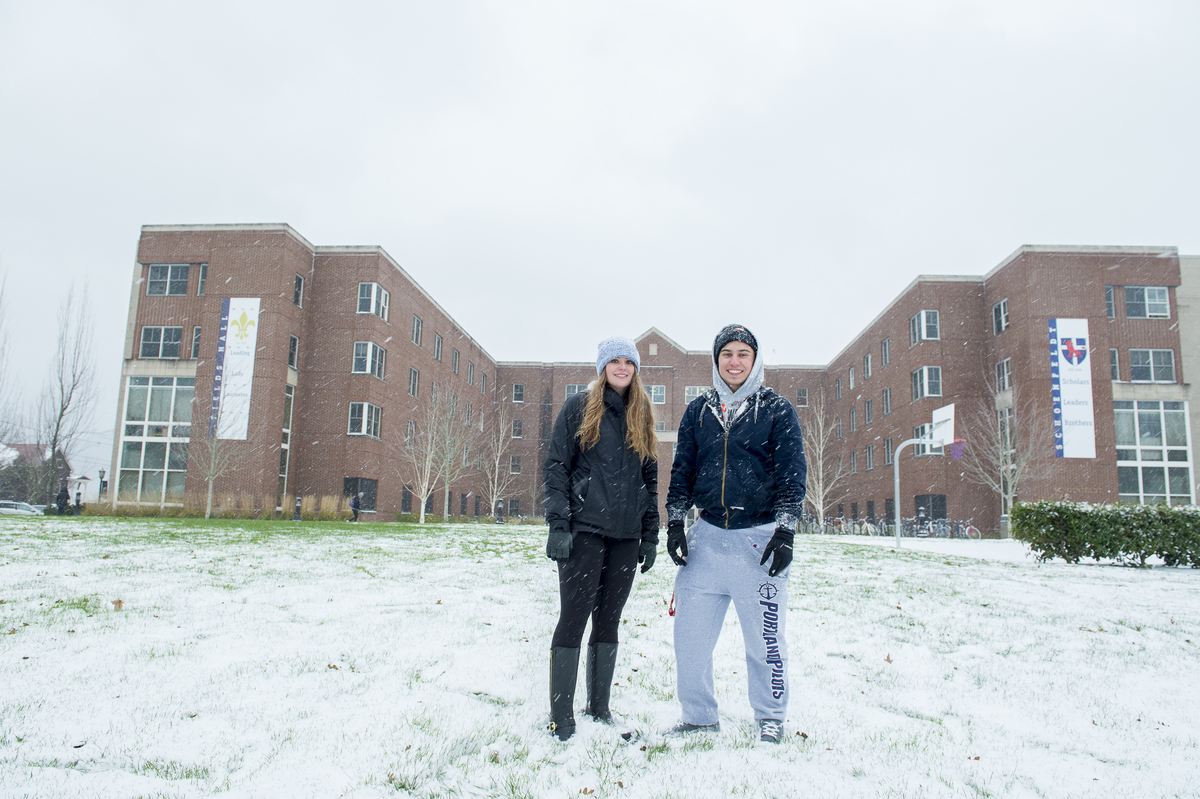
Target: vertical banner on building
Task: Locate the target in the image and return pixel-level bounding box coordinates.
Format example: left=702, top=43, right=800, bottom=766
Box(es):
left=1048, top=318, right=1096, bottom=458
left=209, top=298, right=260, bottom=440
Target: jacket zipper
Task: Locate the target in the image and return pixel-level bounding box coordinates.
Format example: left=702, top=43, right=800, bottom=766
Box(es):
left=721, top=429, right=730, bottom=528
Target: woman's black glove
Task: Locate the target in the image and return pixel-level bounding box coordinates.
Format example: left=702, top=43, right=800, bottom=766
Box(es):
left=759, top=526, right=794, bottom=577
left=667, top=520, right=688, bottom=566
left=638, top=540, right=657, bottom=573
left=546, top=529, right=572, bottom=560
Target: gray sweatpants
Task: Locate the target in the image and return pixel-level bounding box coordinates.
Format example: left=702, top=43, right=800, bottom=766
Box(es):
left=673, top=518, right=789, bottom=724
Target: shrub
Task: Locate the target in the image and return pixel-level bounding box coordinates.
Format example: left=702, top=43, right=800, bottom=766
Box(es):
left=1011, top=501, right=1200, bottom=567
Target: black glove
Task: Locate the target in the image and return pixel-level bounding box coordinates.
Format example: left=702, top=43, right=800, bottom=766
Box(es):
left=667, top=520, right=688, bottom=566
left=759, top=526, right=794, bottom=577
left=546, top=529, right=572, bottom=560
left=638, top=540, right=657, bottom=573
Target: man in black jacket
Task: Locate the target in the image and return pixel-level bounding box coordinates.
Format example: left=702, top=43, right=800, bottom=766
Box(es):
left=665, top=324, right=806, bottom=744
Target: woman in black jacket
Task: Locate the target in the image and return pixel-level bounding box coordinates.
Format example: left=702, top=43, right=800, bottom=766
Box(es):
left=543, top=336, right=659, bottom=741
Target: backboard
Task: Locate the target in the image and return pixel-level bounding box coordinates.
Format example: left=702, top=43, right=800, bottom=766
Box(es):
left=929, top=403, right=955, bottom=446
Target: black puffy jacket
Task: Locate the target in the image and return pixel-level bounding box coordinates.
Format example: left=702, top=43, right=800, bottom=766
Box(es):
left=543, top=387, right=660, bottom=543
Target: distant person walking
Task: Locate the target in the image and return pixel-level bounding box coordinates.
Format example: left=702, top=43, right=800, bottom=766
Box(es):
left=74, top=491, right=82, bottom=515
left=543, top=336, right=660, bottom=741
left=349, top=492, right=361, bottom=522
left=56, top=485, right=70, bottom=516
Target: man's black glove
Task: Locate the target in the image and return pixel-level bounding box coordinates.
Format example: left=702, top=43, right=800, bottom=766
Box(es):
left=638, top=540, right=657, bottom=573
left=546, top=529, right=572, bottom=560
left=759, top=526, right=794, bottom=577
left=667, top=520, right=688, bottom=566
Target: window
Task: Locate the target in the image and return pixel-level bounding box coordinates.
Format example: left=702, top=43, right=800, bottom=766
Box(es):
left=405, top=419, right=415, bottom=443
left=467, top=362, right=474, bottom=386
left=881, top=338, right=890, bottom=366
left=451, top=349, right=459, bottom=374
left=434, top=333, right=443, bottom=361
left=293, top=274, right=304, bottom=307
left=401, top=486, right=413, bottom=513
left=411, top=315, right=422, bottom=345
left=836, top=417, right=842, bottom=439
left=864, top=398, right=873, bottom=424
left=850, top=451, right=857, bottom=474
left=288, top=335, right=298, bottom=369
left=654, top=420, right=666, bottom=432
left=344, top=477, right=377, bottom=512
left=851, top=503, right=858, bottom=521
left=117, top=376, right=194, bottom=505
left=993, top=298, right=1009, bottom=334
left=509, top=498, right=520, bottom=516
left=848, top=367, right=855, bottom=391
left=1110, top=349, right=1119, bottom=381
left=867, top=500, right=875, bottom=521
left=192, top=326, right=202, bottom=359
left=140, top=326, right=183, bottom=359
left=884, top=437, right=894, bottom=465
left=348, top=402, right=382, bottom=438
left=835, top=378, right=841, bottom=399
left=481, top=373, right=487, bottom=394
left=863, top=353, right=872, bottom=379
left=865, top=445, right=874, bottom=471
left=1105, top=285, right=1115, bottom=318
left=278, top=385, right=294, bottom=504
left=882, top=387, right=892, bottom=416
left=147, top=264, right=189, bottom=296
left=1125, top=286, right=1169, bottom=319
left=795, top=387, right=808, bottom=407
left=913, top=423, right=944, bottom=456
left=461, top=493, right=468, bottom=515
left=649, top=385, right=666, bottom=404
left=431, top=381, right=439, bottom=399
left=685, top=386, right=707, bottom=403
left=197, top=264, right=207, bottom=296
left=513, top=383, right=525, bottom=403
left=911, top=366, right=942, bottom=400
left=995, top=358, right=1011, bottom=392
left=1129, top=349, right=1175, bottom=383
left=357, top=283, right=389, bottom=320
left=465, top=403, right=472, bottom=424
left=1115, top=400, right=1193, bottom=505
left=352, top=342, right=386, bottom=379
left=408, top=367, right=419, bottom=397
left=566, top=384, right=588, bottom=398
left=512, top=419, right=523, bottom=438
left=910, top=310, right=939, bottom=344
left=849, top=408, right=856, bottom=433
left=510, top=454, right=522, bottom=474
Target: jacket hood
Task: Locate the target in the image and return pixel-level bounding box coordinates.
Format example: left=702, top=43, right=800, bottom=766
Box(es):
left=712, top=346, right=765, bottom=408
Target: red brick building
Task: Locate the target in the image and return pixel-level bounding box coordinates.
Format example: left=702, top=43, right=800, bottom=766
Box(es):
left=109, top=227, right=1194, bottom=532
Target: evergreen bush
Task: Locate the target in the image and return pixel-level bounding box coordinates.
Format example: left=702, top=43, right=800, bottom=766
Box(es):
left=1011, top=501, right=1200, bottom=567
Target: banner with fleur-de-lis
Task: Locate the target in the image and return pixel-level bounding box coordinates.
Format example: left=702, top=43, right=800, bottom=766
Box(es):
left=210, top=297, right=261, bottom=440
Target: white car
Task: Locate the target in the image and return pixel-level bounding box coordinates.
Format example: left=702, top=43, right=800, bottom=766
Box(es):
left=0, top=501, right=40, bottom=516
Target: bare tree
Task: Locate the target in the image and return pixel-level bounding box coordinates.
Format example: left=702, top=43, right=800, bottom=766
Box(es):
left=479, top=394, right=521, bottom=519
left=435, top=393, right=483, bottom=518
left=798, top=386, right=847, bottom=526
left=190, top=423, right=261, bottom=518
left=393, top=392, right=449, bottom=523
left=958, top=381, right=1055, bottom=522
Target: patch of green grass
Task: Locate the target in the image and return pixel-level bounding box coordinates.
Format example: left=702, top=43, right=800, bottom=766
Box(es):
left=134, top=759, right=211, bottom=782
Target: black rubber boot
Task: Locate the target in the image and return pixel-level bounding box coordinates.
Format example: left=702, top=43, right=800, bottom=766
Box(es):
left=549, top=647, right=580, bottom=741
left=585, top=642, right=619, bottom=722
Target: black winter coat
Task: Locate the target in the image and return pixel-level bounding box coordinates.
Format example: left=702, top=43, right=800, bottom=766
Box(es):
left=667, top=386, right=807, bottom=530
left=544, top=387, right=660, bottom=543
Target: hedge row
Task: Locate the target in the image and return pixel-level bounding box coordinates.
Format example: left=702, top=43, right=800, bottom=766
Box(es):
left=1010, top=500, right=1200, bottom=567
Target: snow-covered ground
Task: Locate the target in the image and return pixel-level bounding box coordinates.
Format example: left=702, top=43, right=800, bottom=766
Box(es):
left=1, top=518, right=1197, bottom=799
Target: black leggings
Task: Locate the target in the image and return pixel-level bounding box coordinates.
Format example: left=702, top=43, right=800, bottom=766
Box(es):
left=551, top=532, right=639, bottom=649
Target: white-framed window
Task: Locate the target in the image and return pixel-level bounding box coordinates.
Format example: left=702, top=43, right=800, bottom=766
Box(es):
left=278, top=384, right=294, bottom=503
left=993, top=298, right=1010, bottom=334
left=117, top=376, right=194, bottom=505
left=911, top=366, right=942, bottom=400
left=411, top=315, right=422, bottom=346
left=408, top=367, right=419, bottom=397
left=995, top=358, right=1011, bottom=392
left=848, top=367, right=855, bottom=391
left=1105, top=285, right=1115, bottom=318
left=192, top=326, right=202, bottom=359
left=140, top=326, right=183, bottom=359
left=881, top=338, right=890, bottom=366
left=649, top=385, right=666, bottom=404
left=352, top=341, right=386, bottom=379
left=357, top=283, right=389, bottom=321
left=1130, top=349, right=1175, bottom=383
left=913, top=423, right=944, bottom=456
left=405, top=419, right=415, bottom=443
left=566, top=384, right=588, bottom=398
left=147, top=264, right=189, bottom=296
left=288, top=335, right=298, bottom=369
left=835, top=378, right=842, bottom=399
left=510, top=454, right=522, bottom=474
left=910, top=309, right=939, bottom=344
left=513, top=383, right=525, bottom=403
left=864, top=398, right=873, bottom=424
left=1115, top=400, right=1192, bottom=505
left=865, top=444, right=874, bottom=471
left=849, top=407, right=856, bottom=433
left=293, top=274, right=304, bottom=307
left=451, top=349, right=459, bottom=374
left=850, top=451, right=857, bottom=474
left=431, top=381, right=440, bottom=399
left=654, top=420, right=666, bottom=432
left=467, top=361, right=474, bottom=386
left=795, top=387, right=808, bottom=407
left=348, top=402, right=382, bottom=439
left=434, top=333, right=443, bottom=361
left=884, top=437, right=894, bottom=465
left=197, top=264, right=207, bottom=296
left=465, top=402, right=472, bottom=424
left=863, top=353, right=872, bottom=379
left=882, top=386, right=892, bottom=416
left=1125, top=286, right=1170, bottom=319
left=481, top=373, right=486, bottom=394
left=685, top=386, right=707, bottom=404
left=1110, top=349, right=1119, bottom=381
left=836, top=416, right=842, bottom=439
left=512, top=419, right=523, bottom=438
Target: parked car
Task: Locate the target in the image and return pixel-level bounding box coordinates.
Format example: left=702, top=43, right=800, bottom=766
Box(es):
left=0, top=500, right=40, bottom=516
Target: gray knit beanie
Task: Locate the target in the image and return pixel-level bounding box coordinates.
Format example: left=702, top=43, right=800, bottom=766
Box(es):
left=596, top=336, right=641, bottom=375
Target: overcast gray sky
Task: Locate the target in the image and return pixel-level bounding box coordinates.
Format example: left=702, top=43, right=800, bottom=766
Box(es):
left=1, top=0, right=1198, bottom=485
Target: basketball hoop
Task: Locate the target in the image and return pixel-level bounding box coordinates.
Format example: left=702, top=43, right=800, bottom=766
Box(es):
left=949, top=438, right=966, bottom=460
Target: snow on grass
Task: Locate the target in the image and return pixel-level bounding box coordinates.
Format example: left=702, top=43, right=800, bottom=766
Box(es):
left=1, top=518, right=1197, bottom=798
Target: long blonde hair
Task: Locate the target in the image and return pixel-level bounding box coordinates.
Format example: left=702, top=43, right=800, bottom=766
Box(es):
left=576, top=369, right=658, bottom=461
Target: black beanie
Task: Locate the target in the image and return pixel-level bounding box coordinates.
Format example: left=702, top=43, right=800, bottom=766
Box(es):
left=712, top=324, right=758, bottom=364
